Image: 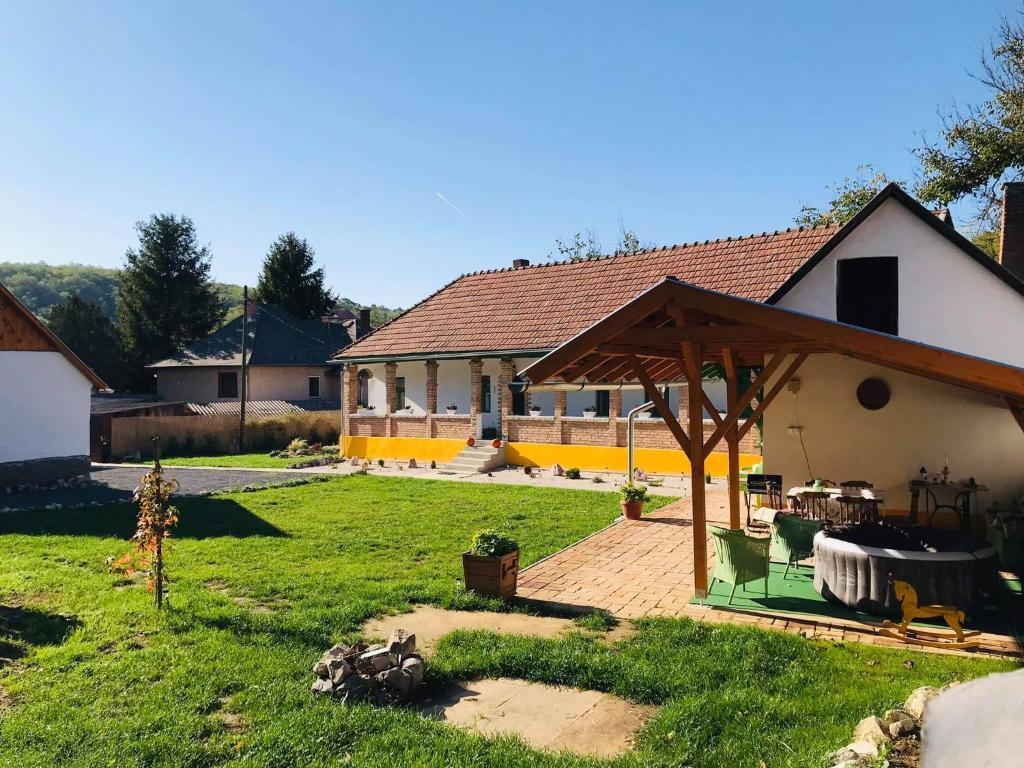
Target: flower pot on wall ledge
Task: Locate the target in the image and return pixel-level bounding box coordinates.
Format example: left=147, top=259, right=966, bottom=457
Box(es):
left=446, top=407, right=458, bottom=415
left=528, top=409, right=542, bottom=417
left=582, top=410, right=597, bottom=419
left=462, top=550, right=520, bottom=598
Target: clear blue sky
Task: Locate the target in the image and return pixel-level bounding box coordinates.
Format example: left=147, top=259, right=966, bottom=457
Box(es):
left=0, top=1, right=1017, bottom=308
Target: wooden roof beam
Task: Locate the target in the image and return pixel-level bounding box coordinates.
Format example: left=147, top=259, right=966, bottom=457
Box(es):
left=630, top=356, right=691, bottom=458
left=703, top=343, right=795, bottom=454
left=736, top=351, right=809, bottom=441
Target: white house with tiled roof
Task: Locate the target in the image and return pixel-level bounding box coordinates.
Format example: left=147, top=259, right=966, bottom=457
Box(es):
left=335, top=184, right=1024, bottom=510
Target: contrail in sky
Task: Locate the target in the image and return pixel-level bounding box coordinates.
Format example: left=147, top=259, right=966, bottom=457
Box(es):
left=436, top=192, right=472, bottom=221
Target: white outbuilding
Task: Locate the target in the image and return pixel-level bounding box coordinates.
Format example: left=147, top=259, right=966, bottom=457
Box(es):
left=0, top=281, right=107, bottom=487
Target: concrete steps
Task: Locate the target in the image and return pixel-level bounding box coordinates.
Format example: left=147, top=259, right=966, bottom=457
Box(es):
left=446, top=443, right=507, bottom=473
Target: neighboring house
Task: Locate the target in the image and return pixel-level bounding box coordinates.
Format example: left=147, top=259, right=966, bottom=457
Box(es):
left=334, top=183, right=1024, bottom=501
left=150, top=304, right=354, bottom=406
left=1, top=280, right=107, bottom=486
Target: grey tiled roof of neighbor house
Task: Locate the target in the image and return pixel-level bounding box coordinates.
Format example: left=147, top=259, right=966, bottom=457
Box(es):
left=184, top=399, right=340, bottom=418
left=148, top=304, right=351, bottom=369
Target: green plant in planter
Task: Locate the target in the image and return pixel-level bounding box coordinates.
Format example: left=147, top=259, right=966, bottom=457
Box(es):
left=565, top=467, right=582, bottom=479
left=620, top=483, right=649, bottom=503
left=469, top=529, right=519, bottom=557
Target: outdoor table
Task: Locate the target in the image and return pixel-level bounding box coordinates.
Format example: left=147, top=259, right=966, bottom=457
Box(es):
left=786, top=486, right=884, bottom=523
left=908, top=480, right=988, bottom=530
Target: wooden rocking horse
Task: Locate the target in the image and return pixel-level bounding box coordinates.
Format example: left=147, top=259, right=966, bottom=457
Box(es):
left=878, top=579, right=981, bottom=650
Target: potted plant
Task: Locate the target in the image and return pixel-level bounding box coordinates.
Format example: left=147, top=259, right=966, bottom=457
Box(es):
left=357, top=404, right=376, bottom=417
left=528, top=405, right=542, bottom=417
left=620, top=482, right=648, bottom=520
left=636, top=410, right=653, bottom=420
left=444, top=403, right=458, bottom=415
left=582, top=406, right=598, bottom=419
left=463, top=529, right=519, bottom=598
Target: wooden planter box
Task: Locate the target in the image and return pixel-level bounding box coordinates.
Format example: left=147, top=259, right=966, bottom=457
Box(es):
left=463, top=550, right=519, bottom=598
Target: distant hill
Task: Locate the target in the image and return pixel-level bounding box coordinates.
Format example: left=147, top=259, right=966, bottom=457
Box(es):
left=0, top=262, right=402, bottom=328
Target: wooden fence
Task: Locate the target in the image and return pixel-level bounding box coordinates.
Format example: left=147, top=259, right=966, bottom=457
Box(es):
left=110, top=411, right=341, bottom=458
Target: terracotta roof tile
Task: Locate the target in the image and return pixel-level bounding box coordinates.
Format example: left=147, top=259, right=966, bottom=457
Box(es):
left=338, top=225, right=839, bottom=358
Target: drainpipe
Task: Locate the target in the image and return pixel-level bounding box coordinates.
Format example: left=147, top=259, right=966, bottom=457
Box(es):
left=626, top=399, right=657, bottom=482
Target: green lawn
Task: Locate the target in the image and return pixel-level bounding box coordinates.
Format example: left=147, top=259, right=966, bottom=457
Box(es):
left=156, top=452, right=309, bottom=468
left=0, top=475, right=1014, bottom=767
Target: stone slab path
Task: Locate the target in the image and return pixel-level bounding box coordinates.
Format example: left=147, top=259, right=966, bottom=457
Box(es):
left=362, top=606, right=632, bottom=653
left=420, top=678, right=654, bottom=757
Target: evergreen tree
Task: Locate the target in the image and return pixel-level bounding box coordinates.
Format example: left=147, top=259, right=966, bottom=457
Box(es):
left=118, top=214, right=225, bottom=389
left=254, top=233, right=336, bottom=319
left=48, top=295, right=126, bottom=390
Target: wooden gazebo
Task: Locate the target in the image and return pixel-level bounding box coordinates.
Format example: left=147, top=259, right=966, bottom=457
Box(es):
left=519, top=277, right=1024, bottom=597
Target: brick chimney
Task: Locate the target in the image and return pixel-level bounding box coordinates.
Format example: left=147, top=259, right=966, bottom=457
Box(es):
left=999, top=182, right=1024, bottom=281
left=512, top=258, right=530, bottom=269
left=356, top=308, right=371, bottom=339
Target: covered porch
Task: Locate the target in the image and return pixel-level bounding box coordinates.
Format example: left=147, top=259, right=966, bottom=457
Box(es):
left=517, top=276, right=1024, bottom=653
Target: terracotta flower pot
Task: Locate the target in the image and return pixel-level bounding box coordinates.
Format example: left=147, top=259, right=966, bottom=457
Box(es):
left=620, top=500, right=644, bottom=520
left=462, top=550, right=519, bottom=598
left=466, top=437, right=476, bottom=447
left=491, top=439, right=502, bottom=449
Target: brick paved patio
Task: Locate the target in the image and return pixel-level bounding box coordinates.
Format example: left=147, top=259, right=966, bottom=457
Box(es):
left=517, top=492, right=1021, bottom=657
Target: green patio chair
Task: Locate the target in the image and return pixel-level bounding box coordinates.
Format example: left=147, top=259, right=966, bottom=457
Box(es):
left=769, top=513, right=825, bottom=579
left=708, top=525, right=770, bottom=605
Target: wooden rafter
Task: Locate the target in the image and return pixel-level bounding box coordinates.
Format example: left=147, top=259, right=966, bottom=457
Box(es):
left=630, top=356, right=691, bottom=458
left=736, top=351, right=809, bottom=441
left=613, top=324, right=801, bottom=346
left=702, top=343, right=795, bottom=454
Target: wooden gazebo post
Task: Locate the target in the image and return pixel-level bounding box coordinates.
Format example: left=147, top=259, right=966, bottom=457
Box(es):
left=723, top=349, right=741, bottom=530
left=684, top=342, right=709, bottom=598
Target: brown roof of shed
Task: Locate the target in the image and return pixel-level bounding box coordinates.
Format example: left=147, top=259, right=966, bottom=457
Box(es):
left=337, top=224, right=839, bottom=360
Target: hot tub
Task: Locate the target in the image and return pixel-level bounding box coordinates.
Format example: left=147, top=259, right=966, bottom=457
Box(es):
left=813, top=523, right=997, bottom=617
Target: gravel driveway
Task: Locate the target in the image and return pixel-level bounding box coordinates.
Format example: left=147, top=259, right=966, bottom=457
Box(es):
left=0, top=464, right=306, bottom=512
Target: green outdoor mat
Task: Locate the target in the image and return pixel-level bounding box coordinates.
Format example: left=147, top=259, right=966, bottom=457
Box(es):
left=692, top=561, right=1022, bottom=637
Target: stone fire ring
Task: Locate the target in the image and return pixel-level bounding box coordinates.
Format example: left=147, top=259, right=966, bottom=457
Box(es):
left=813, top=531, right=997, bottom=617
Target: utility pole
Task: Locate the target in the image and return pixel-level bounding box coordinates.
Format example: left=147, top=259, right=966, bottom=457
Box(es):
left=239, top=286, right=248, bottom=453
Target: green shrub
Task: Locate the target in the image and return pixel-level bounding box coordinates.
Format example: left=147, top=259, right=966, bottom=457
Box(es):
left=287, top=438, right=309, bottom=454
left=565, top=467, right=582, bottom=479
left=377, top=459, right=385, bottom=467
left=591, top=475, right=605, bottom=484
left=469, top=529, right=519, bottom=557
left=620, top=482, right=648, bottom=503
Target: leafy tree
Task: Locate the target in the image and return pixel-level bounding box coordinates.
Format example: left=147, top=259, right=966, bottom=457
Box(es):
left=118, top=214, right=225, bottom=389
left=916, top=15, right=1024, bottom=224
left=795, top=165, right=900, bottom=227
left=548, top=225, right=653, bottom=261
left=254, top=233, right=337, bottom=319
left=972, top=229, right=1001, bottom=258
left=0, top=263, right=121, bottom=319
left=548, top=229, right=603, bottom=261
left=47, top=295, right=126, bottom=390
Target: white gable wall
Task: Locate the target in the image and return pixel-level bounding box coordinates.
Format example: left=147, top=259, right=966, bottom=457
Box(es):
left=0, top=350, right=92, bottom=463
left=776, top=197, right=1024, bottom=367
left=765, top=197, right=1024, bottom=512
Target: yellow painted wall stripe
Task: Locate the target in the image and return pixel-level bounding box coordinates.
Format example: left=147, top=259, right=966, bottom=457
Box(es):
left=343, top=435, right=761, bottom=477
left=506, top=442, right=760, bottom=476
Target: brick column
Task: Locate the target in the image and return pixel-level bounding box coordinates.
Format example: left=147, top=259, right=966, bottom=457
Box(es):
left=498, top=358, right=515, bottom=439
left=425, top=360, right=438, bottom=414
left=554, top=390, right=566, bottom=445
left=469, top=358, right=483, bottom=435
left=344, top=364, right=359, bottom=414
left=385, top=362, right=397, bottom=437
left=342, top=364, right=359, bottom=445
left=609, top=387, right=622, bottom=446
